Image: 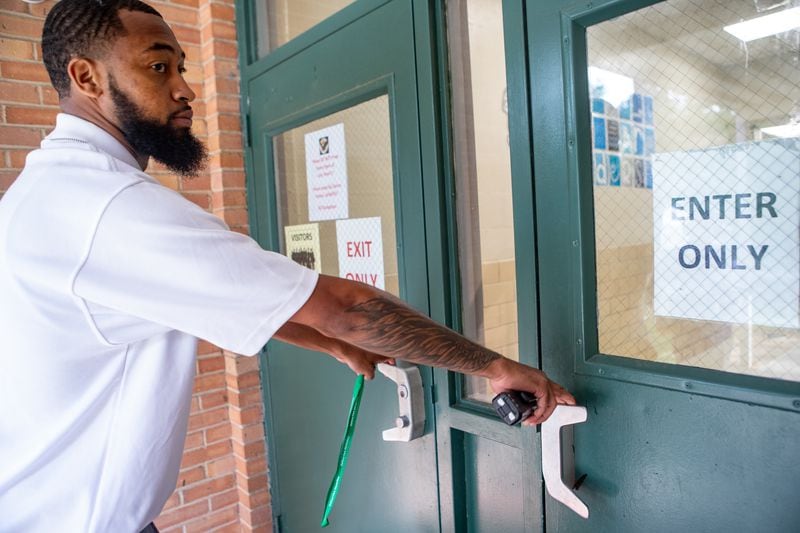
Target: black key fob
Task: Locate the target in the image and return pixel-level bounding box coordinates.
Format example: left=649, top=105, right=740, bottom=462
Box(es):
left=492, top=391, right=538, bottom=425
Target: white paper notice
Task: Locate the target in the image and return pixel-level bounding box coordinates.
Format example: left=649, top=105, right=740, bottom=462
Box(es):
left=336, top=217, right=385, bottom=289
left=653, top=138, right=799, bottom=328
left=284, top=223, right=322, bottom=273
left=305, top=123, right=348, bottom=221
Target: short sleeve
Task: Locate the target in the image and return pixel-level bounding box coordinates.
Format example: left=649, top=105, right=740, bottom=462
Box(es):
left=73, top=181, right=318, bottom=355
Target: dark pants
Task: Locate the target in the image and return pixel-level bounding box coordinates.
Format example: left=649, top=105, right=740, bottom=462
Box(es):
left=140, top=523, right=159, bottom=533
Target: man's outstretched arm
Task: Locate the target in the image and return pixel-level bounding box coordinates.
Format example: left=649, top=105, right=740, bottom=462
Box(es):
left=284, top=274, right=575, bottom=425
left=273, top=322, right=392, bottom=380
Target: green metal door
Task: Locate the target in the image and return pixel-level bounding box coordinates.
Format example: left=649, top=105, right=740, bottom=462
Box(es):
left=527, top=0, right=800, bottom=531
left=242, top=2, right=441, bottom=531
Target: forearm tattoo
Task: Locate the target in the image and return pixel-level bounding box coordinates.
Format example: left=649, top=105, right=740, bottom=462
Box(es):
left=344, top=297, right=501, bottom=373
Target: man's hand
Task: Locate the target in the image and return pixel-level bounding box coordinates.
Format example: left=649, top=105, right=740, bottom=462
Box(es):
left=327, top=343, right=394, bottom=380
left=274, top=322, right=393, bottom=379
left=485, top=358, right=576, bottom=426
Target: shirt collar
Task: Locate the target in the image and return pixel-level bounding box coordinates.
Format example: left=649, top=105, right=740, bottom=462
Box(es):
left=43, top=113, right=142, bottom=171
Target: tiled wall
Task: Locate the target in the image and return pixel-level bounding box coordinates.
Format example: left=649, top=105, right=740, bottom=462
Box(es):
left=481, top=259, right=518, bottom=359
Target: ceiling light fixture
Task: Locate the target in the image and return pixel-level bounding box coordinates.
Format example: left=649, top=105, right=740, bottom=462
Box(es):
left=723, top=6, right=800, bottom=42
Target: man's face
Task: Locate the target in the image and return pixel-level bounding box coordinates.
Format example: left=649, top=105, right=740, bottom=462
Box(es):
left=103, top=10, right=206, bottom=176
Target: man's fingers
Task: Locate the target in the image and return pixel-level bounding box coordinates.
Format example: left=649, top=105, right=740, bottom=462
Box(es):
left=552, top=383, right=577, bottom=405
left=525, top=392, right=557, bottom=426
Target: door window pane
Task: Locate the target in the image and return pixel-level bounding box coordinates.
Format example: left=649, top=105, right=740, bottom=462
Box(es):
left=588, top=0, right=799, bottom=380
left=448, top=0, right=519, bottom=402
left=255, top=0, right=355, bottom=57
left=273, top=96, right=400, bottom=297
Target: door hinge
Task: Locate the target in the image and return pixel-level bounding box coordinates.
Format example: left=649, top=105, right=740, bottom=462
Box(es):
left=244, top=113, right=252, bottom=148
left=275, top=513, right=283, bottom=533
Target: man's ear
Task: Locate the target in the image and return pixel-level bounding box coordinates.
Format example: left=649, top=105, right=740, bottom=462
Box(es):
left=67, top=57, right=105, bottom=99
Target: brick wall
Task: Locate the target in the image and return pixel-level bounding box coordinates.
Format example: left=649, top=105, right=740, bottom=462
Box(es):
left=0, top=1, right=271, bottom=531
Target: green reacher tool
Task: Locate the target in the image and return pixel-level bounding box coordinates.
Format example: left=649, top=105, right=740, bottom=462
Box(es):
left=320, top=374, right=365, bottom=528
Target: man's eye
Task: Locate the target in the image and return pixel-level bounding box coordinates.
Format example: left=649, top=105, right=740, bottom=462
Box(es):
left=151, top=63, right=167, bottom=73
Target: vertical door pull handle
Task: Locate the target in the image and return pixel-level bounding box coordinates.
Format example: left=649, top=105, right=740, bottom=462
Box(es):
left=541, top=404, right=589, bottom=519
left=377, top=363, right=425, bottom=442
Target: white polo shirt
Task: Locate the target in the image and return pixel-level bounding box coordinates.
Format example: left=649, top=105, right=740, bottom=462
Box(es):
left=0, top=114, right=318, bottom=532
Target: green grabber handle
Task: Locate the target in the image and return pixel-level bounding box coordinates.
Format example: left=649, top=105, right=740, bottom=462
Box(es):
left=320, top=373, right=365, bottom=528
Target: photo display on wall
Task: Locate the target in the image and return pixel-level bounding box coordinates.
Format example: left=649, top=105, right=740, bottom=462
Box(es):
left=590, top=90, right=656, bottom=189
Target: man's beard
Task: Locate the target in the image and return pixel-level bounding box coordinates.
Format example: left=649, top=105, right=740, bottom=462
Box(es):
left=109, top=77, right=207, bottom=177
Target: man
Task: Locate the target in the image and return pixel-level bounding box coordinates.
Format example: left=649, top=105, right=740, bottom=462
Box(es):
left=0, top=1, right=575, bottom=531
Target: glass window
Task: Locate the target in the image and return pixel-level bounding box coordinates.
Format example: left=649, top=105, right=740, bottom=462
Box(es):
left=255, top=0, right=356, bottom=57
left=273, top=96, right=401, bottom=297
left=587, top=0, right=799, bottom=381
left=448, top=0, right=519, bottom=402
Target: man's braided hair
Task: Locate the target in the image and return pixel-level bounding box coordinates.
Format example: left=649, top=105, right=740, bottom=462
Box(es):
left=42, top=0, right=163, bottom=98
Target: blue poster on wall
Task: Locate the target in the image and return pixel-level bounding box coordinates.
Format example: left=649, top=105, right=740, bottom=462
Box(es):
left=609, top=154, right=621, bottom=186
left=593, top=117, right=607, bottom=150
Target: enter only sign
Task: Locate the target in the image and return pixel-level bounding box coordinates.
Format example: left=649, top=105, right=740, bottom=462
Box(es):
left=653, top=139, right=799, bottom=328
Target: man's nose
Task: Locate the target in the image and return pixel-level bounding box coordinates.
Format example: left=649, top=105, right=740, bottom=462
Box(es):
left=174, top=76, right=196, bottom=103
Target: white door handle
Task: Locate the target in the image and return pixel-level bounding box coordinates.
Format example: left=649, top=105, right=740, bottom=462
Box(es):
left=541, top=405, right=589, bottom=518
left=377, top=363, right=425, bottom=441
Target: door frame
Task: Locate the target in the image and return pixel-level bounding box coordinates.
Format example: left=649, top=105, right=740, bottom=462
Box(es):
left=527, top=0, right=800, bottom=529
left=235, top=1, right=448, bottom=529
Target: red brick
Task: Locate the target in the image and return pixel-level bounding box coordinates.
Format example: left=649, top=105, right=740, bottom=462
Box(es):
left=0, top=14, right=43, bottom=39
left=1, top=61, right=50, bottom=83
left=0, top=81, right=40, bottom=104
left=219, top=206, right=249, bottom=228
left=241, top=505, right=271, bottom=528
left=199, top=388, right=227, bottom=409
left=232, top=439, right=265, bottom=460
left=210, top=488, right=238, bottom=511
left=193, top=371, right=225, bottom=393
left=205, top=422, right=231, bottom=445
left=7, top=149, right=30, bottom=169
left=218, top=170, right=246, bottom=189
left=209, top=3, right=235, bottom=21
left=197, top=339, right=220, bottom=355
left=168, top=0, right=199, bottom=7
left=177, top=465, right=206, bottom=487
left=238, top=370, right=261, bottom=390
left=157, top=4, right=197, bottom=26
left=207, top=131, right=243, bottom=153
left=230, top=405, right=261, bottom=427
left=6, top=106, right=58, bottom=126
left=202, top=21, right=237, bottom=42
left=240, top=456, right=266, bottom=477
left=179, top=447, right=206, bottom=470
left=240, top=423, right=264, bottom=444
left=184, top=430, right=204, bottom=451
left=230, top=388, right=262, bottom=409
left=183, top=473, right=235, bottom=503
left=188, top=405, right=227, bottom=432
left=155, top=500, right=209, bottom=530
left=0, top=125, right=43, bottom=147
left=184, top=505, right=238, bottom=533
left=207, top=455, right=235, bottom=478
left=1, top=170, right=20, bottom=192
left=206, top=94, right=241, bottom=115
left=208, top=113, right=240, bottom=134
left=172, top=24, right=201, bottom=45
left=180, top=172, right=211, bottom=191
left=35, top=84, right=57, bottom=105
left=182, top=191, right=210, bottom=210
left=2, top=2, right=29, bottom=14
left=0, top=38, right=35, bottom=61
